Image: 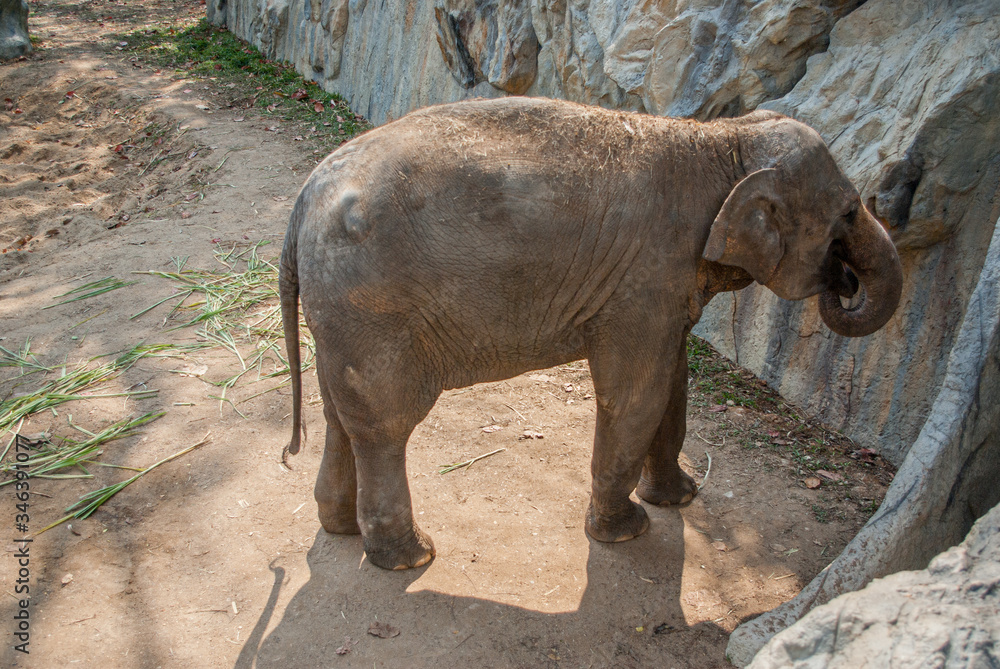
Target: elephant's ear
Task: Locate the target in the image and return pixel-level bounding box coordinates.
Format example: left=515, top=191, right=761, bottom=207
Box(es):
left=703, top=168, right=784, bottom=285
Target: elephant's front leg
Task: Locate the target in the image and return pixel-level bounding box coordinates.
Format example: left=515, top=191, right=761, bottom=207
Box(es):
left=585, top=330, right=681, bottom=543
left=635, top=339, right=698, bottom=506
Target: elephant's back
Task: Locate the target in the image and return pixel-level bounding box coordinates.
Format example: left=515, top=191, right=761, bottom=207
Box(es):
left=289, top=97, right=673, bottom=342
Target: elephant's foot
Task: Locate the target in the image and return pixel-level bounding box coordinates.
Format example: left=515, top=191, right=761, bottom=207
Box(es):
left=364, top=527, right=435, bottom=570
left=585, top=499, right=649, bottom=543
left=635, top=468, right=698, bottom=506
left=318, top=500, right=361, bottom=535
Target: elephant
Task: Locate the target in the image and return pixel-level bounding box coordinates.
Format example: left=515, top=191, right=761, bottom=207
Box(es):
left=279, top=97, right=902, bottom=570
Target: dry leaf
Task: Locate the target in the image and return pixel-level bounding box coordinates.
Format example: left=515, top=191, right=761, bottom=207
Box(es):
left=712, top=541, right=727, bottom=552
left=290, top=89, right=308, bottom=100
left=173, top=363, right=208, bottom=378
left=851, top=448, right=878, bottom=462
left=771, top=543, right=787, bottom=553
left=368, top=621, right=400, bottom=638
left=61, top=573, right=74, bottom=586
left=313, top=101, right=324, bottom=113
left=708, top=404, right=727, bottom=413
left=816, top=469, right=843, bottom=482
left=519, top=429, right=544, bottom=440
left=804, top=477, right=822, bottom=489
left=335, top=636, right=357, bottom=655
left=481, top=425, right=502, bottom=433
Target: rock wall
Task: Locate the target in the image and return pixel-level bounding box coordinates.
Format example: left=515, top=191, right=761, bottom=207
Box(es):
left=746, top=499, right=1000, bottom=668
left=207, top=0, right=863, bottom=123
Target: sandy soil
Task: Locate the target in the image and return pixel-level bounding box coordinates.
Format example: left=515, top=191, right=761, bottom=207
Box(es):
left=1, top=2, right=892, bottom=667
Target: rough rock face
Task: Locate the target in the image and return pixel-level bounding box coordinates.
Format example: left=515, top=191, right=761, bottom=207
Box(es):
left=434, top=0, right=539, bottom=95
left=598, top=0, right=862, bottom=118
left=746, top=500, right=1000, bottom=668
left=208, top=0, right=861, bottom=126
left=0, top=0, right=31, bottom=60
left=209, top=0, right=502, bottom=125
left=693, top=0, right=1000, bottom=466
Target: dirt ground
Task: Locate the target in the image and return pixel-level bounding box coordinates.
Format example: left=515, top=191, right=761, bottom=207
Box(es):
left=1, top=2, right=893, bottom=667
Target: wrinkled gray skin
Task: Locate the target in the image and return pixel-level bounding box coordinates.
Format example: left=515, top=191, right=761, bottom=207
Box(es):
left=280, top=98, right=902, bottom=570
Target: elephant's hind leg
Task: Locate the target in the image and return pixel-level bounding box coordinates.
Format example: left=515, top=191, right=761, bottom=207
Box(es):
left=314, top=407, right=361, bottom=535
left=635, top=340, right=698, bottom=506
left=331, top=357, right=438, bottom=570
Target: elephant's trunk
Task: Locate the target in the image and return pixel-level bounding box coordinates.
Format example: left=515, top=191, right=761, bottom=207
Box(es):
left=818, top=206, right=903, bottom=337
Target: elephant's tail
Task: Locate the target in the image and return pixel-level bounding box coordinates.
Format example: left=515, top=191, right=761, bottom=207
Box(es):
left=280, top=205, right=306, bottom=461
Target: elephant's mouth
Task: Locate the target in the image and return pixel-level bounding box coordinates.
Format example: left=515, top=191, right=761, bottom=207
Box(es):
left=824, top=242, right=860, bottom=299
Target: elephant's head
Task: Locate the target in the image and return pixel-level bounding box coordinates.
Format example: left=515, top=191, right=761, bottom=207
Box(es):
left=702, top=116, right=903, bottom=337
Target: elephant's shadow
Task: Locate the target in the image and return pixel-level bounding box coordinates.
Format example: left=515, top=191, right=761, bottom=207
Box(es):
left=236, top=504, right=731, bottom=668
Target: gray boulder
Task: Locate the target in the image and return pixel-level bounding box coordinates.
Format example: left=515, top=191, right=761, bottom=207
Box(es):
left=746, top=500, right=1000, bottom=668
left=0, top=0, right=31, bottom=60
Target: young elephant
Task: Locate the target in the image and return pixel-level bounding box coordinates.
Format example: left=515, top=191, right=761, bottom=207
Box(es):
left=280, top=98, right=902, bottom=570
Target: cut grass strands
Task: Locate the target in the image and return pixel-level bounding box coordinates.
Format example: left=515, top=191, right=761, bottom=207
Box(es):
left=0, top=412, right=164, bottom=485
left=439, top=448, right=506, bottom=475
left=0, top=339, right=51, bottom=376
left=0, top=344, right=176, bottom=433
left=43, top=276, right=138, bottom=310
left=35, top=432, right=212, bottom=536
left=138, top=242, right=316, bottom=387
